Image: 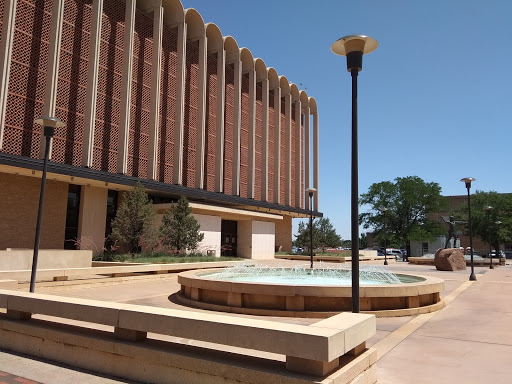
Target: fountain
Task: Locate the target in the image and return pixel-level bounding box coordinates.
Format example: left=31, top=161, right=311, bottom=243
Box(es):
left=177, top=264, right=445, bottom=317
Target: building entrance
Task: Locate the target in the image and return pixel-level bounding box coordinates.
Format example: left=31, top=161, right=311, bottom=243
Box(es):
left=221, top=220, right=237, bottom=257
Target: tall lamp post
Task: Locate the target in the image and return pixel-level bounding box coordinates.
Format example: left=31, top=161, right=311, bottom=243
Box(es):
left=460, top=177, right=476, bottom=281
left=485, top=206, right=493, bottom=269
left=380, top=207, right=388, bottom=265
left=306, top=188, right=317, bottom=269
left=29, top=116, right=65, bottom=293
left=331, top=35, right=378, bottom=313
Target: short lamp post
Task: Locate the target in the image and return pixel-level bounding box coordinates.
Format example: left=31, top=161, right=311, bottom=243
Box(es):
left=331, top=35, right=378, bottom=313
left=485, top=206, right=493, bottom=269
left=460, top=177, right=476, bottom=281
left=306, top=188, right=317, bottom=269
left=380, top=207, right=389, bottom=265
left=495, top=221, right=502, bottom=266
left=29, top=116, right=65, bottom=293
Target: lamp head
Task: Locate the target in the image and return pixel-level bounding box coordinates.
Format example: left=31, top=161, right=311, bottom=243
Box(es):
left=331, top=35, right=378, bottom=72
left=34, top=116, right=65, bottom=138
left=306, top=187, right=317, bottom=198
left=34, top=116, right=65, bottom=128
left=484, top=205, right=493, bottom=212
left=460, top=177, right=475, bottom=189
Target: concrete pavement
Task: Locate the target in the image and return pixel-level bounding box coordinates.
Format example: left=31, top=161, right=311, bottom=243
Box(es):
left=0, top=260, right=511, bottom=383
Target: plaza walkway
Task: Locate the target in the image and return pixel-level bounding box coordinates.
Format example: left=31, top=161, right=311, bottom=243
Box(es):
left=0, top=260, right=511, bottom=383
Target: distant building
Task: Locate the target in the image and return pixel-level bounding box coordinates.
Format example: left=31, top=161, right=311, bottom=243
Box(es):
left=0, top=0, right=321, bottom=258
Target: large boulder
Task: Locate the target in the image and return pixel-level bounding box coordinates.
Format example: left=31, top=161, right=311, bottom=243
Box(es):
left=434, top=248, right=466, bottom=271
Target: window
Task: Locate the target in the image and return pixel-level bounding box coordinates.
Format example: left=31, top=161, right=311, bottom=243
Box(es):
left=64, top=184, right=81, bottom=249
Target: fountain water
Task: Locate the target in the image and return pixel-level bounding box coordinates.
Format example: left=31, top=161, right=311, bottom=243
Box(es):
left=210, top=263, right=403, bottom=285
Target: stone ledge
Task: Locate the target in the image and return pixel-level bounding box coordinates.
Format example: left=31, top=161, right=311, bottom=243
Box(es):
left=0, top=315, right=377, bottom=383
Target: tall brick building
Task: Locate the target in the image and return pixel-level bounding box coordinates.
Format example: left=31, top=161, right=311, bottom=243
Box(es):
left=0, top=0, right=320, bottom=258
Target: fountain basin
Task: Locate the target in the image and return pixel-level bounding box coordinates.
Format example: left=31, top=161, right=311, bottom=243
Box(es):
left=177, top=268, right=445, bottom=317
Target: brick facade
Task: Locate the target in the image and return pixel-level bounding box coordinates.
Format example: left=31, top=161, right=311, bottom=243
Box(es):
left=0, top=0, right=321, bottom=252
left=0, top=173, right=67, bottom=249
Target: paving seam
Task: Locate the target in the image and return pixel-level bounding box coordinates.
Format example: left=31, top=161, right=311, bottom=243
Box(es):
left=372, top=280, right=474, bottom=361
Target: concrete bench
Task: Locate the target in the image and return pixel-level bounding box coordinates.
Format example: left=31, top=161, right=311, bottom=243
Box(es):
left=0, top=261, right=244, bottom=282
left=0, top=289, right=375, bottom=377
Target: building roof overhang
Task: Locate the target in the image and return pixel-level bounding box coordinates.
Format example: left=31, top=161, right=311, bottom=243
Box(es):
left=0, top=153, right=322, bottom=219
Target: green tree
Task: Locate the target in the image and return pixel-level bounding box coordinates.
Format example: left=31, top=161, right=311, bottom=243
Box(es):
left=359, top=176, right=446, bottom=253
left=294, top=217, right=342, bottom=252
left=160, top=195, right=204, bottom=254
left=359, top=233, right=368, bottom=249
left=453, top=191, right=512, bottom=253
left=110, top=182, right=156, bottom=254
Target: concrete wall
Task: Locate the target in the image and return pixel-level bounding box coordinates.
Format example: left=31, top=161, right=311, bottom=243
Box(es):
left=0, top=249, right=92, bottom=270
left=237, top=220, right=275, bottom=259
left=237, top=220, right=252, bottom=259
left=78, top=186, right=108, bottom=252
left=193, top=213, right=221, bottom=256
left=251, top=221, right=275, bottom=260
left=0, top=173, right=67, bottom=250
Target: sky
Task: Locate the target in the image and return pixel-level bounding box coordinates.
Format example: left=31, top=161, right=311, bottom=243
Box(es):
left=180, top=0, right=512, bottom=240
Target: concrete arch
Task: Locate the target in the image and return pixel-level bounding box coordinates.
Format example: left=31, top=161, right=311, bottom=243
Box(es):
left=162, top=0, right=184, bottom=26
left=290, top=83, right=300, bottom=102
left=240, top=48, right=254, bottom=73
left=206, top=23, right=223, bottom=52
left=309, top=97, right=318, bottom=114
left=268, top=68, right=279, bottom=89
left=255, top=58, right=267, bottom=82
left=300, top=90, right=309, bottom=106
left=279, top=76, right=290, bottom=96
left=184, top=9, right=205, bottom=40
left=224, top=36, right=240, bottom=64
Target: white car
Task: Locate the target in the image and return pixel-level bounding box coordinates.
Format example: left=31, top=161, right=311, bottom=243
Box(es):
left=385, top=249, right=404, bottom=261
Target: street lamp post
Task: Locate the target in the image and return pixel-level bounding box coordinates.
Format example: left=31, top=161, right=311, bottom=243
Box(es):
left=380, top=207, right=388, bottom=265
left=306, top=188, right=317, bottom=269
left=485, top=206, right=494, bottom=269
left=29, top=116, right=65, bottom=293
left=460, top=177, right=476, bottom=281
left=331, top=35, right=378, bottom=313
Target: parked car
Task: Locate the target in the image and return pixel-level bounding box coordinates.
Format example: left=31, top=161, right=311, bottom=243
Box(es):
left=488, top=250, right=505, bottom=258
left=385, top=248, right=404, bottom=261
left=504, top=251, right=512, bottom=260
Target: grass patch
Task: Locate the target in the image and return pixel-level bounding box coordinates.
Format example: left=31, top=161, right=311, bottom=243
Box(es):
left=93, top=252, right=240, bottom=264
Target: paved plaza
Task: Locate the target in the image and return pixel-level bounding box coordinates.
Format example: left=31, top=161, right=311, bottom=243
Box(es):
left=1, top=260, right=511, bottom=383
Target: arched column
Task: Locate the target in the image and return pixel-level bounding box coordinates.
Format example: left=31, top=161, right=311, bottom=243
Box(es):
left=294, top=99, right=301, bottom=208
left=284, top=93, right=292, bottom=206
left=247, top=68, right=256, bottom=199
left=147, top=3, right=164, bottom=180
left=117, top=0, right=136, bottom=174
left=40, top=0, right=65, bottom=159
left=0, top=0, right=17, bottom=150
left=273, top=86, right=281, bottom=204
left=232, top=58, right=242, bottom=195
left=261, top=77, right=269, bottom=201
left=82, top=0, right=103, bottom=167
left=194, top=35, right=207, bottom=188
left=303, top=106, right=311, bottom=209
left=313, top=112, right=319, bottom=210
left=215, top=48, right=226, bottom=192
left=173, top=21, right=187, bottom=184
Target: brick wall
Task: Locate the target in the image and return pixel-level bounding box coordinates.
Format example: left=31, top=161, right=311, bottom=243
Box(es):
left=0, top=173, right=67, bottom=249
